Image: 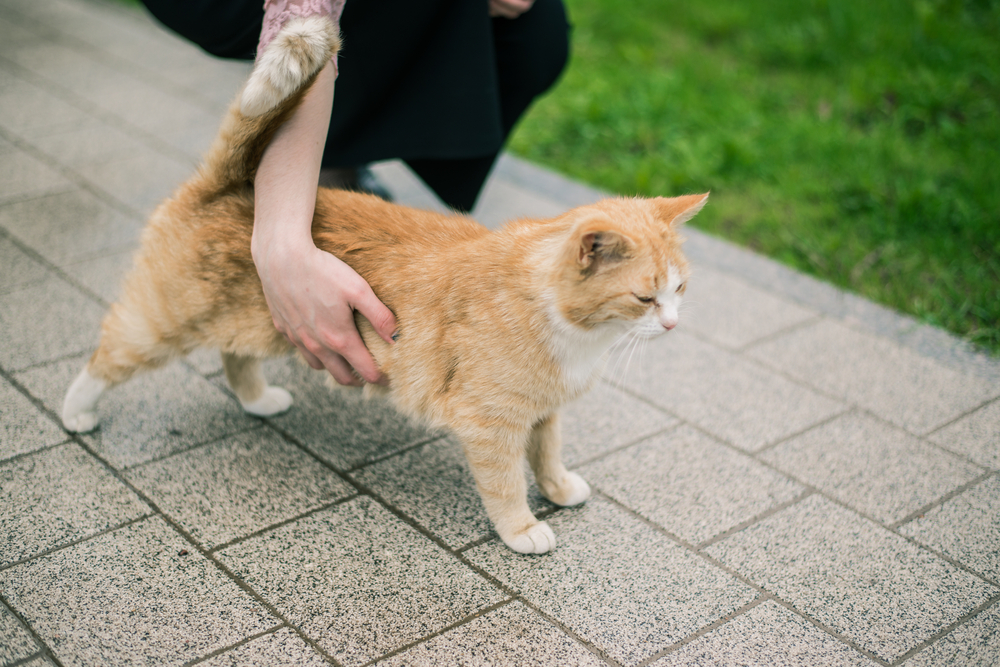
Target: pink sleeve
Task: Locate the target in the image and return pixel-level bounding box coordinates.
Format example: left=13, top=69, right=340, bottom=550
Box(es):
left=257, top=0, right=346, bottom=60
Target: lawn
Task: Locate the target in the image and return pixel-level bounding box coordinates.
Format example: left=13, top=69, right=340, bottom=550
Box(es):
left=509, top=0, right=1000, bottom=353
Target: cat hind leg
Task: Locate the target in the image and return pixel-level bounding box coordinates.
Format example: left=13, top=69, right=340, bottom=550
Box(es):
left=222, top=353, right=292, bottom=417
left=62, top=305, right=181, bottom=432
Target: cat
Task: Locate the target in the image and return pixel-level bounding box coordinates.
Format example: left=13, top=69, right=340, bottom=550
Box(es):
left=61, top=15, right=707, bottom=554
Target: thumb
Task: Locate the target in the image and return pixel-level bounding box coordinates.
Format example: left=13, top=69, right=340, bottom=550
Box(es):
left=353, top=285, right=397, bottom=344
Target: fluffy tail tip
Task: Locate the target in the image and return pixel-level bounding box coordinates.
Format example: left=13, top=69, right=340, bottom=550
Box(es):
left=240, top=16, right=340, bottom=117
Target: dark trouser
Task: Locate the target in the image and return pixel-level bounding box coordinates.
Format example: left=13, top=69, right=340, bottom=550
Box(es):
left=139, top=0, right=569, bottom=211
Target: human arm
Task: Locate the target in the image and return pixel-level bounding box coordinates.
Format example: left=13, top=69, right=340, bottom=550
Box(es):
left=488, top=0, right=534, bottom=19
left=251, top=61, right=396, bottom=386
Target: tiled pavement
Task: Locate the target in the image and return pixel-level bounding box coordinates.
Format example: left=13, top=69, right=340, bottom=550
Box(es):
left=1, top=0, right=998, bottom=664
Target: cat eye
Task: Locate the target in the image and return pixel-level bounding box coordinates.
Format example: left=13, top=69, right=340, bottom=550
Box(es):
left=676, top=283, right=686, bottom=293
left=634, top=294, right=655, bottom=303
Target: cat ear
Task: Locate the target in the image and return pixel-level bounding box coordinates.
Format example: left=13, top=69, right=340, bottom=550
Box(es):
left=653, top=193, right=709, bottom=228
left=572, top=214, right=635, bottom=270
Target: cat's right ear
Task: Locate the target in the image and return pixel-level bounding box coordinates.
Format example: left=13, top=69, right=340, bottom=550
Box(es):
left=653, top=193, right=709, bottom=228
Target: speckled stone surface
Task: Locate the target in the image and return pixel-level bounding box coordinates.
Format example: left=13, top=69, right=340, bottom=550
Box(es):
left=899, top=475, right=1000, bottom=584
left=747, top=320, right=1000, bottom=435
left=905, top=602, right=1000, bottom=667
left=0, top=277, right=106, bottom=370
left=0, top=189, right=142, bottom=265
left=680, top=267, right=817, bottom=350
left=0, top=377, right=65, bottom=461
left=0, top=517, right=274, bottom=667
left=375, top=601, right=606, bottom=667
left=0, top=443, right=149, bottom=566
left=929, top=399, right=1000, bottom=470
left=3, top=0, right=1000, bottom=662
left=353, top=435, right=551, bottom=549
left=258, top=358, right=435, bottom=470
left=706, top=494, right=999, bottom=662
left=580, top=425, right=804, bottom=545
left=618, top=331, right=845, bottom=452
left=0, top=147, right=72, bottom=202
left=125, top=429, right=355, bottom=549
left=16, top=354, right=258, bottom=469
left=0, top=602, right=38, bottom=665
left=467, top=497, right=757, bottom=666
left=198, top=628, right=328, bottom=667
left=761, top=411, right=985, bottom=524
left=218, top=496, right=503, bottom=666
left=559, top=380, right=678, bottom=467
left=0, top=236, right=48, bottom=294
left=650, top=600, right=877, bottom=667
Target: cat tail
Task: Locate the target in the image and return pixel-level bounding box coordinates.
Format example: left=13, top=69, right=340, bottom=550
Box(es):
left=197, top=15, right=341, bottom=198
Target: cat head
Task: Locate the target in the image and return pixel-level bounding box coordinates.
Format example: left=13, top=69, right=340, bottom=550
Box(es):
left=548, top=193, right=707, bottom=339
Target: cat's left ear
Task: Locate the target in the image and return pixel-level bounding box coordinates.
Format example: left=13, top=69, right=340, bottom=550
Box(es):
left=653, top=193, right=710, bottom=228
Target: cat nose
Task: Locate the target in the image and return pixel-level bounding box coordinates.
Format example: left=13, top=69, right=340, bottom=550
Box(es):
left=661, top=318, right=677, bottom=330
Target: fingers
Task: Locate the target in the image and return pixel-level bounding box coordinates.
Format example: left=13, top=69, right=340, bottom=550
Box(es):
left=352, top=282, right=398, bottom=345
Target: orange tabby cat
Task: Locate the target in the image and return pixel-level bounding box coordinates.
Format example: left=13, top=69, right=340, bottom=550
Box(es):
left=61, top=16, right=707, bottom=554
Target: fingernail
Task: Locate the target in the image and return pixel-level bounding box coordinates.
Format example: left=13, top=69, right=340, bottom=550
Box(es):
left=391, top=331, right=399, bottom=342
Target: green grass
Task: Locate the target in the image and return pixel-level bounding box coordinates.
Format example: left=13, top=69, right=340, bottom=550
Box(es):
left=509, top=0, right=1000, bottom=353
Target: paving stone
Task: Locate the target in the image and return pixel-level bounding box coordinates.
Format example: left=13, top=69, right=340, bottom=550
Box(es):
left=76, top=150, right=192, bottom=215
left=0, top=443, right=149, bottom=566
left=218, top=496, right=502, bottom=667
left=353, top=436, right=551, bottom=549
left=0, top=76, right=93, bottom=136
left=0, top=276, right=106, bottom=370
left=0, top=189, right=142, bottom=265
left=126, top=429, right=355, bottom=550
left=618, top=331, right=844, bottom=452
left=472, top=177, right=566, bottom=230
left=467, top=497, right=757, bottom=666
left=19, top=658, right=57, bottom=667
left=899, top=475, right=1000, bottom=584
left=0, top=376, right=65, bottom=461
left=579, top=425, right=804, bottom=546
left=705, top=494, right=998, bottom=662
left=929, top=399, right=1000, bottom=470
left=261, top=357, right=435, bottom=470
left=650, top=600, right=877, bottom=667
left=761, top=411, right=984, bottom=525
left=680, top=267, right=817, bottom=350
left=27, top=120, right=155, bottom=172
left=198, top=627, right=328, bottom=667
left=376, top=601, right=606, bottom=667
left=0, top=602, right=39, bottom=665
left=0, top=235, right=48, bottom=294
left=0, top=147, right=72, bottom=202
left=15, top=354, right=258, bottom=469
left=906, top=602, right=1000, bottom=667
left=747, top=320, right=999, bottom=435
left=560, top=380, right=678, bottom=468
left=0, top=517, right=275, bottom=667
left=60, top=248, right=134, bottom=303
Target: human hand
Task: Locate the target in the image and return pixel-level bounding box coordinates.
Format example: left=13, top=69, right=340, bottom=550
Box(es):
left=488, top=0, right=534, bottom=19
left=254, top=239, right=396, bottom=386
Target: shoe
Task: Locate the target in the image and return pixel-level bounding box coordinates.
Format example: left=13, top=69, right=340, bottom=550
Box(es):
left=318, top=166, right=393, bottom=201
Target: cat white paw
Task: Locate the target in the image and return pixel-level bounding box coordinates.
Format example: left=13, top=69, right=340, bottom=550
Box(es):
left=240, top=386, right=293, bottom=417
left=63, top=411, right=100, bottom=433
left=502, top=521, right=557, bottom=554
left=540, top=472, right=591, bottom=507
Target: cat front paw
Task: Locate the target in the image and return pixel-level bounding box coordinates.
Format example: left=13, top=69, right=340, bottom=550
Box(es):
left=63, top=411, right=99, bottom=433
left=539, top=472, right=591, bottom=507
left=501, top=521, right=556, bottom=554
left=240, top=386, right=293, bottom=417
